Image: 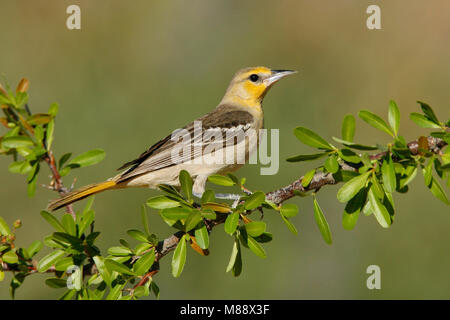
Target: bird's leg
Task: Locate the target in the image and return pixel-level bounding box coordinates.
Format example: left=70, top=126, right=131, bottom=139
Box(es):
left=192, top=191, right=204, bottom=199
left=213, top=193, right=242, bottom=209
left=194, top=191, right=242, bottom=201
left=214, top=193, right=242, bottom=201
left=194, top=191, right=243, bottom=208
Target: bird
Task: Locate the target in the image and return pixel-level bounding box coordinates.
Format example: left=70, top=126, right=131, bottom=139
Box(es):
left=48, top=67, right=296, bottom=211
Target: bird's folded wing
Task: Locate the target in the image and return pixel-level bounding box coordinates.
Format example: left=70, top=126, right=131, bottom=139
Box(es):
left=117, top=105, right=254, bottom=182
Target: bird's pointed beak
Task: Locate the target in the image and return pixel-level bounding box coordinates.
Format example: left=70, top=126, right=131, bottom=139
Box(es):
left=264, top=69, right=297, bottom=86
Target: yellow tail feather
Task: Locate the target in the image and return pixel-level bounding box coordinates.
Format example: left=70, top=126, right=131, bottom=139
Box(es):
left=48, top=180, right=117, bottom=211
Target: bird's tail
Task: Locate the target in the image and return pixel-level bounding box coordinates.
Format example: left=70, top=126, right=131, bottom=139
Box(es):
left=48, top=180, right=118, bottom=211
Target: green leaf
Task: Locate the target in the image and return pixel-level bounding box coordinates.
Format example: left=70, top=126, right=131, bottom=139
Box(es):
left=93, top=256, right=112, bottom=287
left=34, top=125, right=44, bottom=143
left=388, top=100, right=400, bottom=136
left=253, top=232, right=273, bottom=243
left=27, top=240, right=43, bottom=257
left=40, top=211, right=65, bottom=232
left=45, top=278, right=68, bottom=289
left=293, top=127, right=333, bottom=150
left=46, top=119, right=55, bottom=150
left=127, top=229, right=148, bottom=242
left=37, top=250, right=66, bottom=272
left=342, top=187, right=367, bottom=230
left=54, top=257, right=74, bottom=272
left=286, top=152, right=327, bottom=162
left=224, top=211, right=239, bottom=235
left=59, top=166, right=71, bottom=177
left=358, top=110, right=394, bottom=137
left=207, top=174, right=236, bottom=186
left=58, top=153, right=72, bottom=169
left=2, top=136, right=34, bottom=149
left=341, top=114, right=355, bottom=142
left=302, top=169, right=316, bottom=187
left=158, top=184, right=184, bottom=201
left=418, top=101, right=440, bottom=125
left=0, top=217, right=11, bottom=235
left=133, top=285, right=149, bottom=298
left=133, top=249, right=155, bottom=276
left=27, top=171, right=37, bottom=198
left=61, top=214, right=76, bottom=236
left=200, top=190, right=215, bottom=203
left=43, top=235, right=66, bottom=249
left=134, top=242, right=152, bottom=256
left=106, top=283, right=126, bottom=300
left=381, top=154, right=397, bottom=193
left=27, top=113, right=52, bottom=126
left=363, top=199, right=373, bottom=216
left=184, top=211, right=203, bottom=232
left=244, top=191, right=265, bottom=210
left=247, top=236, right=267, bottom=258
left=194, top=223, right=209, bottom=249
left=332, top=137, right=378, bottom=151
left=244, top=221, right=266, bottom=237
left=2, top=250, right=19, bottom=264
left=338, top=148, right=361, bottom=164
left=8, top=160, right=31, bottom=174
left=141, top=204, right=150, bottom=235
left=104, top=259, right=136, bottom=276
left=52, top=232, right=82, bottom=247
left=227, top=173, right=240, bottom=185
left=440, top=163, right=450, bottom=172
left=428, top=177, right=449, bottom=205
left=200, top=208, right=216, bottom=220
left=59, top=289, right=76, bottom=300
left=146, top=196, right=180, bottom=209
left=150, top=281, right=160, bottom=299
left=78, top=210, right=95, bottom=235
left=313, top=196, right=332, bottom=244
left=68, top=149, right=105, bottom=168
left=325, top=154, right=339, bottom=173
left=226, top=238, right=240, bottom=273
left=399, top=166, right=418, bottom=188
left=337, top=171, right=371, bottom=203
left=171, top=234, right=187, bottom=277
left=423, top=159, right=433, bottom=187
left=281, top=214, right=298, bottom=235
left=370, top=175, right=385, bottom=200
left=410, top=113, right=441, bottom=128
left=160, top=207, right=192, bottom=221
left=48, top=102, right=59, bottom=117
left=280, top=203, right=299, bottom=218
left=108, top=246, right=133, bottom=256
left=179, top=170, right=193, bottom=202
left=368, top=188, right=391, bottom=228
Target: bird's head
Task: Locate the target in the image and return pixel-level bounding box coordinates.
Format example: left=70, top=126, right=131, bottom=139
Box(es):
left=221, top=66, right=296, bottom=106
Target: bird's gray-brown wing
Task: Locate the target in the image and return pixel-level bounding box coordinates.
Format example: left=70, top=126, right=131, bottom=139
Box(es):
left=117, top=104, right=255, bottom=182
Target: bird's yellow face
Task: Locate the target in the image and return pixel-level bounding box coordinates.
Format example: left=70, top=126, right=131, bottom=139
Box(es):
left=221, top=66, right=296, bottom=107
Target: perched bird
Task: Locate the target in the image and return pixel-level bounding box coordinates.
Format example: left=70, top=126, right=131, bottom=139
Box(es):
left=48, top=67, right=296, bottom=211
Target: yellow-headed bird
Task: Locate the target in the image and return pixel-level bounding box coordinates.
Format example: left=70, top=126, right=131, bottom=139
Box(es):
left=48, top=67, right=296, bottom=211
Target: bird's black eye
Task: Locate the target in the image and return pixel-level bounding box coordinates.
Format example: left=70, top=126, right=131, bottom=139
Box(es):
left=249, top=74, right=259, bottom=82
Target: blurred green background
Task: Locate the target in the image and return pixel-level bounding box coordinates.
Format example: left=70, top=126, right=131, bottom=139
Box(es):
left=1, top=0, right=449, bottom=299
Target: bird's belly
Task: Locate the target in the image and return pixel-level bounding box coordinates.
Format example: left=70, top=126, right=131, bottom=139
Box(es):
left=122, top=133, right=259, bottom=189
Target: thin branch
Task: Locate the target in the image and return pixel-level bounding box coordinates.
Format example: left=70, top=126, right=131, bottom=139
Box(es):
left=1, top=136, right=447, bottom=289
left=43, top=150, right=75, bottom=217
left=155, top=136, right=448, bottom=260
